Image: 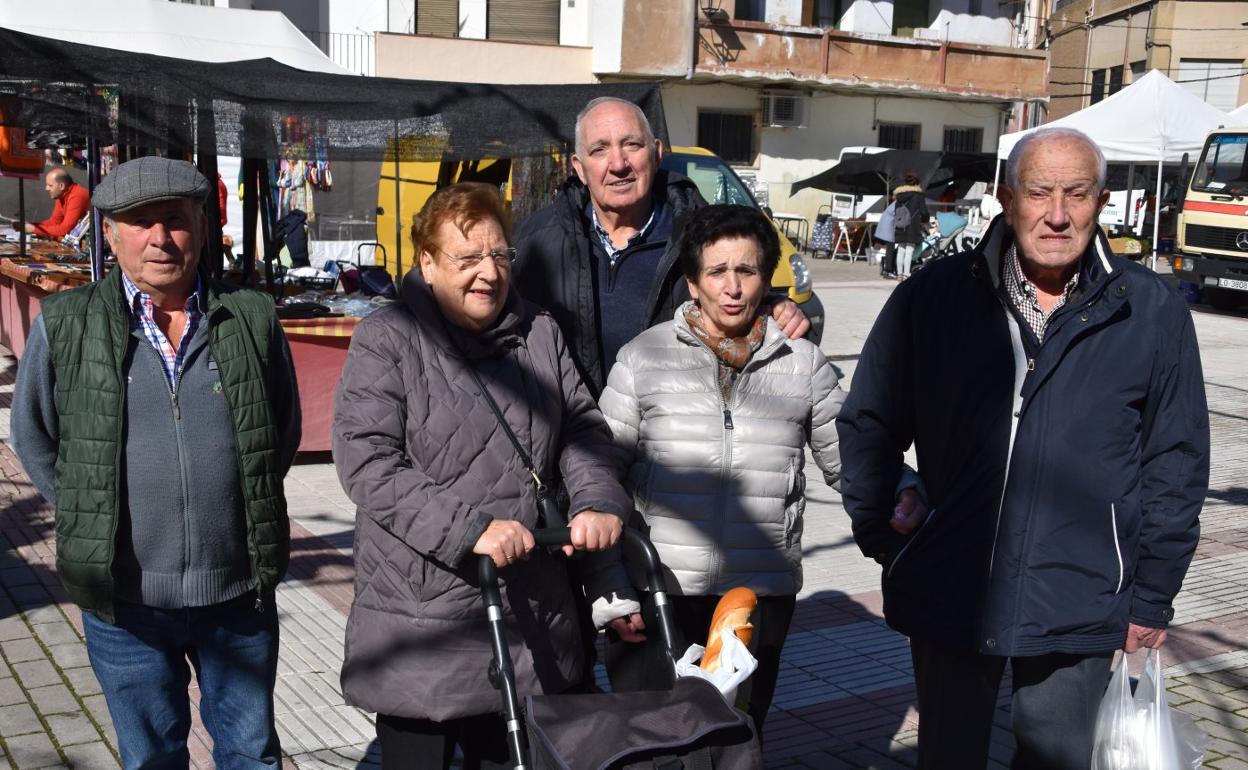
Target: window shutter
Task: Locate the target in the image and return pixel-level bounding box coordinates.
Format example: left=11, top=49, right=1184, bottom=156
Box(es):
left=488, top=0, right=560, bottom=44
left=416, top=0, right=458, bottom=37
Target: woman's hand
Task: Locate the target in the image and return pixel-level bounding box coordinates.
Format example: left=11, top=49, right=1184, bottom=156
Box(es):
left=565, top=511, right=623, bottom=557
left=473, top=520, right=536, bottom=568
left=608, top=613, right=647, bottom=643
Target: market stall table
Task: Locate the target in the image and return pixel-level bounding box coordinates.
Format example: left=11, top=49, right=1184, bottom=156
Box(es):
left=0, top=254, right=89, bottom=357
left=280, top=315, right=358, bottom=453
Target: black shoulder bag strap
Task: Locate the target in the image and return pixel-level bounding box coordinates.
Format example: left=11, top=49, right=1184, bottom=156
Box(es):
left=465, top=365, right=569, bottom=528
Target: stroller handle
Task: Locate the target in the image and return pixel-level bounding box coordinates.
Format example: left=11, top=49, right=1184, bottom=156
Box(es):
left=478, top=526, right=680, bottom=769
left=479, top=528, right=677, bottom=656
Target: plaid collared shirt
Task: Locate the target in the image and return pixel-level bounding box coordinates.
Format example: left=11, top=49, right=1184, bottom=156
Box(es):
left=121, top=272, right=204, bottom=392
left=589, top=203, right=658, bottom=264
left=1002, top=243, right=1079, bottom=344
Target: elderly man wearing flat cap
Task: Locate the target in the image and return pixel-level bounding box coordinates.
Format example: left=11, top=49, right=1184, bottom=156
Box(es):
left=12, top=156, right=301, bottom=769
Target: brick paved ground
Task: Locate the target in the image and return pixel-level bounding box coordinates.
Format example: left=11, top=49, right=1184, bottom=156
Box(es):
left=0, top=260, right=1244, bottom=768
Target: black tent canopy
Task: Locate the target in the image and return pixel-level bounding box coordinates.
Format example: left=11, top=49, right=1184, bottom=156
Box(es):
left=0, top=28, right=668, bottom=160
left=0, top=27, right=668, bottom=282
left=790, top=150, right=995, bottom=197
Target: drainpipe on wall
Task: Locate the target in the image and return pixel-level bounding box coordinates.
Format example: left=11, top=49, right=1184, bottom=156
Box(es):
left=687, top=0, right=699, bottom=80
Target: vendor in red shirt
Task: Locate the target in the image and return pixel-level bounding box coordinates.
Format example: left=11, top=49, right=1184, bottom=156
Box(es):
left=18, top=168, right=89, bottom=239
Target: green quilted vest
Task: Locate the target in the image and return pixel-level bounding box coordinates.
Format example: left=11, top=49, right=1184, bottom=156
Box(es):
left=40, top=268, right=290, bottom=623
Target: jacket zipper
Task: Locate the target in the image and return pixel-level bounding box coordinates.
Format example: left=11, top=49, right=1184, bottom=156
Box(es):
left=711, top=382, right=734, bottom=591
left=167, top=358, right=193, bottom=590
left=986, top=300, right=1029, bottom=579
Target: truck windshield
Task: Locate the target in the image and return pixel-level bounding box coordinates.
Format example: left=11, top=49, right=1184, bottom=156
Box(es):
left=1192, top=134, right=1248, bottom=194
left=660, top=153, right=758, bottom=207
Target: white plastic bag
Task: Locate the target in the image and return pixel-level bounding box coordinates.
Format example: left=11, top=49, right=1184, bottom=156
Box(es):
left=1090, top=649, right=1207, bottom=770
left=674, top=628, right=759, bottom=704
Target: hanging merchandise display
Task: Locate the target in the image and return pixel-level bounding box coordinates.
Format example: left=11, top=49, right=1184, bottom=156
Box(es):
left=276, top=117, right=333, bottom=220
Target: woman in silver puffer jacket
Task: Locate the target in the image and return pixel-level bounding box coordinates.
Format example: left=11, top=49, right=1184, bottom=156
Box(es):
left=590, top=204, right=844, bottom=736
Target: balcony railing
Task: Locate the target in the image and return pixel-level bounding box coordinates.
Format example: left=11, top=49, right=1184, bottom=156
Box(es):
left=305, top=31, right=376, bottom=77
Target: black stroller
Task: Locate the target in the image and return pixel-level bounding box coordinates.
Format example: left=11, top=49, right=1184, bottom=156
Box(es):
left=479, top=528, right=763, bottom=770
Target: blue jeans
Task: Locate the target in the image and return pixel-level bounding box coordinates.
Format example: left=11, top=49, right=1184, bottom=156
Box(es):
left=82, top=592, right=281, bottom=770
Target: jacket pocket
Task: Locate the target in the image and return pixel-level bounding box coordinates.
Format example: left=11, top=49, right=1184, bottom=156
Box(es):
left=783, top=462, right=805, bottom=549
left=886, top=507, right=938, bottom=579
left=1109, top=493, right=1142, bottom=595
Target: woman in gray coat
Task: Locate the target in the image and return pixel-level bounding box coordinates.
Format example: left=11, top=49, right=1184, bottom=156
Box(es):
left=592, top=204, right=845, bottom=735
left=333, top=183, right=632, bottom=769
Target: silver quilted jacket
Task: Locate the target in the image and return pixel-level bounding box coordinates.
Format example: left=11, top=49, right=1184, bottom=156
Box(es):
left=590, top=303, right=844, bottom=624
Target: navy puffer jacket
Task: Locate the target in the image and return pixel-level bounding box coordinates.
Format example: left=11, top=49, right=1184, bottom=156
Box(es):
left=837, top=218, right=1209, bottom=657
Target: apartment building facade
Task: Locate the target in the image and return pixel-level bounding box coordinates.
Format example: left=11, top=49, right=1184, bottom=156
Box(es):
left=373, top=1, right=1047, bottom=223
left=1046, top=0, right=1248, bottom=121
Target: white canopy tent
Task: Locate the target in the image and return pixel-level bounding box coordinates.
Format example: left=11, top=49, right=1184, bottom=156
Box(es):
left=1230, top=103, right=1248, bottom=125
left=996, top=70, right=1234, bottom=268
left=0, top=0, right=351, bottom=74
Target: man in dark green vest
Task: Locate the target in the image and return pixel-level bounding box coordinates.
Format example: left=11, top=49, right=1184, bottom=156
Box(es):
left=12, top=156, right=301, bottom=769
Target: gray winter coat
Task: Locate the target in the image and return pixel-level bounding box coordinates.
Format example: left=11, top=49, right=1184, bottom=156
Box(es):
left=589, top=304, right=844, bottom=625
left=332, top=270, right=631, bottom=721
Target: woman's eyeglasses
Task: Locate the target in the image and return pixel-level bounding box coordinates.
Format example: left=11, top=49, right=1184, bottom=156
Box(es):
left=438, top=247, right=517, bottom=271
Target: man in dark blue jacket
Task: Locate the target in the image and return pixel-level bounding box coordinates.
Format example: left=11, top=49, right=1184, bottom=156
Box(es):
left=837, top=127, right=1209, bottom=769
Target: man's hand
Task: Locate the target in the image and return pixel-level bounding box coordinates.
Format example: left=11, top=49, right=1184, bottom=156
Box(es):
left=1124, top=623, right=1168, bottom=652
left=768, top=298, right=810, bottom=340
left=608, top=613, right=647, bottom=643
left=565, top=510, right=623, bottom=557
left=891, top=488, right=929, bottom=535
left=472, top=519, right=536, bottom=568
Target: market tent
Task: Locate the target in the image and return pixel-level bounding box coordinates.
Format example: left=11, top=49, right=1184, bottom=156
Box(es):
left=1230, top=103, right=1248, bottom=125
left=997, top=70, right=1232, bottom=268
left=0, top=0, right=350, bottom=74
left=997, top=70, right=1231, bottom=162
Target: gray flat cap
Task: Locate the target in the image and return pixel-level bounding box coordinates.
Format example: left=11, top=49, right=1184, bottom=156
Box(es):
left=92, top=156, right=211, bottom=214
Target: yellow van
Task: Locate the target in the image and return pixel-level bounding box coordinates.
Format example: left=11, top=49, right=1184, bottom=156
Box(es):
left=375, top=147, right=824, bottom=341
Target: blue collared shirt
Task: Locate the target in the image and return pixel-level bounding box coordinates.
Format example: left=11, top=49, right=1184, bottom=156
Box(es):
left=121, top=272, right=204, bottom=392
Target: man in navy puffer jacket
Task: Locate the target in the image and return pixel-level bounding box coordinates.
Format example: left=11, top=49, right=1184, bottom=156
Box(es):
left=837, top=127, right=1209, bottom=769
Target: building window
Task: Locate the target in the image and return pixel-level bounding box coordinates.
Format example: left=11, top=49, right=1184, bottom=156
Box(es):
left=734, top=0, right=766, bottom=21
left=1177, top=59, right=1245, bottom=112
left=892, top=0, right=929, bottom=36
left=879, top=122, right=920, bottom=151
left=1090, top=69, right=1107, bottom=104
left=415, top=0, right=458, bottom=37
left=814, top=0, right=844, bottom=28
left=1108, top=65, right=1124, bottom=96
left=1130, top=60, right=1147, bottom=82
left=943, top=126, right=983, bottom=153
left=489, top=0, right=560, bottom=44
left=698, top=112, right=756, bottom=165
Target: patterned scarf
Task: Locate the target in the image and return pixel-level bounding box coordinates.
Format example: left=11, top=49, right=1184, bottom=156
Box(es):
left=683, top=303, right=767, bottom=403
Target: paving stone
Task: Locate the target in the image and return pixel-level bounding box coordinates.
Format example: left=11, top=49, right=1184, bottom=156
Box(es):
left=25, top=605, right=68, bottom=625
left=48, top=643, right=90, bottom=670
left=0, top=615, right=31, bottom=641
left=63, top=666, right=103, bottom=697
left=3, top=731, right=64, bottom=769
left=0, top=701, right=44, bottom=737
left=1210, top=757, right=1248, bottom=770
left=0, top=565, right=39, bottom=588
left=0, top=674, right=25, bottom=707
left=1, top=636, right=46, bottom=663
left=14, top=658, right=61, bottom=688
left=44, top=711, right=102, bottom=747
left=61, top=741, right=119, bottom=769
left=31, top=621, right=81, bottom=647
left=28, top=683, right=79, bottom=716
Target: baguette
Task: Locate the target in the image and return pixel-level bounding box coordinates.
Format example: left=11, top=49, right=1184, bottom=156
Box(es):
left=699, top=587, right=758, bottom=673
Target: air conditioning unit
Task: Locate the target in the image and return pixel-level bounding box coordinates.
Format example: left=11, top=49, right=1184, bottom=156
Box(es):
left=761, top=92, right=807, bottom=128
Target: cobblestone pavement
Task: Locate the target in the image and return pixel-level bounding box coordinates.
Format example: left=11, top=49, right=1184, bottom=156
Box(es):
left=0, top=261, right=1245, bottom=768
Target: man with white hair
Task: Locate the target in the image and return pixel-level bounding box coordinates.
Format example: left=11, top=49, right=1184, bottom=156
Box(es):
left=837, top=127, right=1209, bottom=768
left=514, top=96, right=809, bottom=397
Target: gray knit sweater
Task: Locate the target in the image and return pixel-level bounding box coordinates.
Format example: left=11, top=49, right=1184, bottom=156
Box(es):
left=13, top=313, right=301, bottom=609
